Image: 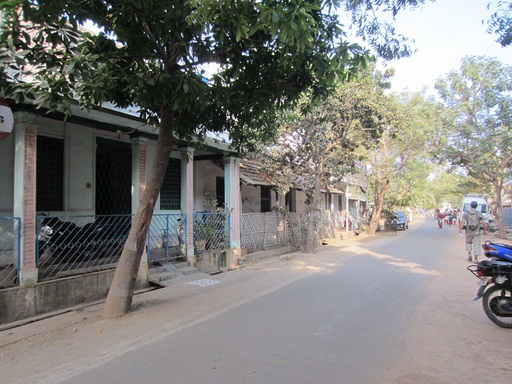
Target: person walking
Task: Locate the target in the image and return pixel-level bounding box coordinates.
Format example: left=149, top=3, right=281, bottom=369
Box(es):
left=391, top=215, right=398, bottom=236
left=459, top=201, right=488, bottom=263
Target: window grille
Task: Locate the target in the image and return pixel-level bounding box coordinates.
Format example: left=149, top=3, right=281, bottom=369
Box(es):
left=160, top=158, right=181, bottom=210
left=261, top=186, right=271, bottom=212
left=37, top=135, right=64, bottom=211
left=216, top=176, right=225, bottom=207
left=95, top=138, right=132, bottom=215
left=285, top=189, right=295, bottom=212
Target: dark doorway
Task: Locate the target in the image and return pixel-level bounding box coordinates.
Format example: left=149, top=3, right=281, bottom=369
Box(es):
left=95, top=137, right=132, bottom=215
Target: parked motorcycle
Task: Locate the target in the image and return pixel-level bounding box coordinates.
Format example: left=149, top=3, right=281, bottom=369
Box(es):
left=467, top=241, right=512, bottom=328
left=38, top=217, right=111, bottom=264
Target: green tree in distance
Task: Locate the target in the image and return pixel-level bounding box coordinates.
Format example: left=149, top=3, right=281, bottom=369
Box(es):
left=0, top=0, right=429, bottom=318
left=435, top=56, right=512, bottom=238
left=262, top=67, right=395, bottom=252
left=365, top=92, right=445, bottom=234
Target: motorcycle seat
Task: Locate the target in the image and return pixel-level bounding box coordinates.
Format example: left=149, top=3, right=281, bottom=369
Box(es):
left=491, top=242, right=512, bottom=251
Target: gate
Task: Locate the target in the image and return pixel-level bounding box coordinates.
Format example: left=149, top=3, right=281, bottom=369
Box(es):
left=146, top=214, right=187, bottom=263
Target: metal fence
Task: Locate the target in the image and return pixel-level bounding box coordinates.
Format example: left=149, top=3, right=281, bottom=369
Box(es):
left=146, top=213, right=186, bottom=263
left=34, top=212, right=232, bottom=282
left=37, top=214, right=132, bottom=281
left=193, top=212, right=231, bottom=254
left=240, top=212, right=303, bottom=254
left=0, top=217, right=20, bottom=288
left=3, top=210, right=304, bottom=287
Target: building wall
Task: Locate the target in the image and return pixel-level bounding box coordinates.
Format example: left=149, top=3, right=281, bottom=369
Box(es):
left=241, top=185, right=261, bottom=213
left=23, top=117, right=132, bottom=217
left=193, top=160, right=224, bottom=212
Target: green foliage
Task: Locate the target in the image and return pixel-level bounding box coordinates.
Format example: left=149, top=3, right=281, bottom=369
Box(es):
left=435, top=56, right=512, bottom=187
left=435, top=56, right=512, bottom=236
left=486, top=1, right=512, bottom=47
left=1, top=0, right=433, bottom=151
left=262, top=66, right=395, bottom=203
left=363, top=91, right=446, bottom=232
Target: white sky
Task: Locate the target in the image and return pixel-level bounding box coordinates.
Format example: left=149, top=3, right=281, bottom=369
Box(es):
left=381, top=0, right=511, bottom=96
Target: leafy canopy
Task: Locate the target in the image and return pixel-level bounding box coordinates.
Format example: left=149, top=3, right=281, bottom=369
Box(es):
left=1, top=0, right=428, bottom=150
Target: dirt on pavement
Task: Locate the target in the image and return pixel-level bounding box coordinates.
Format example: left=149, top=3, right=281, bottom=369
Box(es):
left=1, top=222, right=511, bottom=384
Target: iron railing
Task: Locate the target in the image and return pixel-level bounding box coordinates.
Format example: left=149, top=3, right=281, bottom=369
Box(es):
left=37, top=214, right=132, bottom=281
left=240, top=212, right=303, bottom=254
left=146, top=213, right=186, bottom=263
left=193, top=212, right=230, bottom=254
left=0, top=217, right=20, bottom=288
left=3, top=210, right=307, bottom=287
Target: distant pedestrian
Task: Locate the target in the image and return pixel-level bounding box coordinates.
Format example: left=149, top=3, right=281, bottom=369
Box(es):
left=391, top=215, right=398, bottom=236
left=437, top=212, right=445, bottom=229
left=459, top=201, right=487, bottom=263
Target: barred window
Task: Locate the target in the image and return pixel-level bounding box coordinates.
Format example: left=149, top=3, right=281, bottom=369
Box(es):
left=261, top=186, right=271, bottom=212
left=285, top=189, right=295, bottom=212
left=216, top=176, right=225, bottom=208
left=37, top=136, right=64, bottom=211
left=160, top=158, right=181, bottom=210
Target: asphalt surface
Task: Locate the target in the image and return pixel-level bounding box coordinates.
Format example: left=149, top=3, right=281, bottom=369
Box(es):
left=1, top=216, right=511, bottom=384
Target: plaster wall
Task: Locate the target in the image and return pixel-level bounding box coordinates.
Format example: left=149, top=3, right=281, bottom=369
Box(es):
left=196, top=161, right=224, bottom=211
left=295, top=190, right=307, bottom=215
left=241, top=184, right=261, bottom=213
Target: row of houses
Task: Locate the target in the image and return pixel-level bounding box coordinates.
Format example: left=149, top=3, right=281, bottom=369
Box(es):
left=0, top=99, right=368, bottom=323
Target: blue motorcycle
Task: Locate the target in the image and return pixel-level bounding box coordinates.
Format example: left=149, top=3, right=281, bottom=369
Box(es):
left=468, top=241, right=512, bottom=328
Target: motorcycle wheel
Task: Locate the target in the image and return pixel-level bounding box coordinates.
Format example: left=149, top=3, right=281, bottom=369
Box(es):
left=482, top=285, right=512, bottom=328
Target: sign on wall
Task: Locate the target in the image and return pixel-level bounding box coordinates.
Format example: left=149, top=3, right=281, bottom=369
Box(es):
left=0, top=99, right=14, bottom=140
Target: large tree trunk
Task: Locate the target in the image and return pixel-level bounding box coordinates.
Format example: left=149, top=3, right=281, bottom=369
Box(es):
left=368, top=179, right=390, bottom=235
left=493, top=180, right=507, bottom=239
left=103, top=107, right=175, bottom=319
left=304, top=167, right=323, bottom=253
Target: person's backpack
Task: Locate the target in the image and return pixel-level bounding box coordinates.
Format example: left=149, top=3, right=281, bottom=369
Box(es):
left=467, top=212, right=480, bottom=230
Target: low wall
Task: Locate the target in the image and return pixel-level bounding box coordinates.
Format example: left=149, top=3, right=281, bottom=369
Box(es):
left=241, top=246, right=293, bottom=264
left=0, top=270, right=117, bottom=325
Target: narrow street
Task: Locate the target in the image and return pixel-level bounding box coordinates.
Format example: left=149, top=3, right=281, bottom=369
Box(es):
left=1, top=217, right=511, bottom=383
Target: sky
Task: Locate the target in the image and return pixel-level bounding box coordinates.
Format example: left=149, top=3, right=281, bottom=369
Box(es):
left=380, top=0, right=511, bottom=95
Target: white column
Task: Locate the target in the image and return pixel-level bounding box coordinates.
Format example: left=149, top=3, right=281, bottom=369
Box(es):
left=132, top=137, right=149, bottom=283
left=180, top=147, right=195, bottom=265
left=224, top=156, right=241, bottom=267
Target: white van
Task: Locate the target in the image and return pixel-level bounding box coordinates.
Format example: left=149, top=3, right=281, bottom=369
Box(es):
left=461, top=194, right=489, bottom=222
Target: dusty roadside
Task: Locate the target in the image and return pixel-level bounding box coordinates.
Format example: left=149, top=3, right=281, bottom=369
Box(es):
left=0, top=229, right=380, bottom=384
left=4, top=217, right=509, bottom=384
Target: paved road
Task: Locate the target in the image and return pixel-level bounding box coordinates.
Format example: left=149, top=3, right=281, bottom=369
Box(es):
left=59, top=219, right=473, bottom=383
left=2, top=217, right=511, bottom=383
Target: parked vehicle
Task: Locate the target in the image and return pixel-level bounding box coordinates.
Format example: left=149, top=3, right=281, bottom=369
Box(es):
left=394, top=211, right=408, bottom=230
left=38, top=215, right=131, bottom=265
left=468, top=241, right=512, bottom=328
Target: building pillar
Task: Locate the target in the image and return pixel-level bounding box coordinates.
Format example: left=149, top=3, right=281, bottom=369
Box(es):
left=224, top=156, right=241, bottom=267
left=132, top=137, right=149, bottom=285
left=180, top=148, right=195, bottom=265
left=131, top=137, right=148, bottom=210
left=13, top=112, right=38, bottom=285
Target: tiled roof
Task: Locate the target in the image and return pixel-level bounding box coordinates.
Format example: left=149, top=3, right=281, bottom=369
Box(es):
left=239, top=160, right=276, bottom=186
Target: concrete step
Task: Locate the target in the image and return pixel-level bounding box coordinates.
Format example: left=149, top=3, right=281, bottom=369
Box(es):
left=148, top=261, right=199, bottom=286
left=148, top=271, right=178, bottom=283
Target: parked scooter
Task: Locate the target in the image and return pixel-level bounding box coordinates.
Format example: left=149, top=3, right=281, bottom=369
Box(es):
left=468, top=241, right=512, bottom=328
